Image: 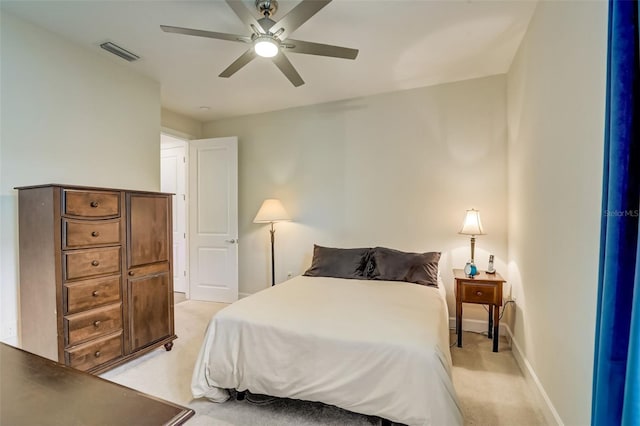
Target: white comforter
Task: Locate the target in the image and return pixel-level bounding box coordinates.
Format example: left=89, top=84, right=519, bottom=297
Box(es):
left=191, top=276, right=463, bottom=426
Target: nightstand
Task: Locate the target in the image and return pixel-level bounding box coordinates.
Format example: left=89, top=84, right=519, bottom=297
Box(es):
left=454, top=268, right=506, bottom=352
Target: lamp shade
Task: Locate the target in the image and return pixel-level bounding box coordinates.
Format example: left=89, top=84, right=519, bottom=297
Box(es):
left=253, top=199, right=291, bottom=223
left=459, top=209, right=485, bottom=236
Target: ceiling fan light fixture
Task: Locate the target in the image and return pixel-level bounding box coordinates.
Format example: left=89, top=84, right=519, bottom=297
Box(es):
left=254, top=36, right=279, bottom=58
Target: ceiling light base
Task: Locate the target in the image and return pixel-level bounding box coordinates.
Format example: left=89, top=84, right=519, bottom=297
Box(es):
left=255, top=0, right=278, bottom=18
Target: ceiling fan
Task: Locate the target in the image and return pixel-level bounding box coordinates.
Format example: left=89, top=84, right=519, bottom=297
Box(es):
left=161, top=0, right=358, bottom=87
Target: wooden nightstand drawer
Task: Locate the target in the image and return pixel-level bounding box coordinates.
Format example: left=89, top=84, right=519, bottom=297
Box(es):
left=460, top=283, right=500, bottom=305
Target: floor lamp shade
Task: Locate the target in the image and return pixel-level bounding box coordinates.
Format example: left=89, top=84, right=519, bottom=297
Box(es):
left=253, top=199, right=291, bottom=223
left=253, top=199, right=291, bottom=286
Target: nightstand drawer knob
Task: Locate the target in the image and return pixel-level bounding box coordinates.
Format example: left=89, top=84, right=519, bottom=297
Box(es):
left=91, top=260, right=99, bottom=267
left=92, top=290, right=99, bottom=297
left=476, top=291, right=483, bottom=296
left=93, top=320, right=101, bottom=327
left=94, top=351, right=101, bottom=358
left=91, top=231, right=100, bottom=237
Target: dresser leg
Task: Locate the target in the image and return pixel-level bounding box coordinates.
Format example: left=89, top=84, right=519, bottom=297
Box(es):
left=164, top=342, right=173, bottom=351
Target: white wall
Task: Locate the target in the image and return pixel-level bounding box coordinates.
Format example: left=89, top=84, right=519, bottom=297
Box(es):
left=204, top=75, right=509, bottom=317
left=506, top=1, right=607, bottom=424
left=0, top=12, right=161, bottom=341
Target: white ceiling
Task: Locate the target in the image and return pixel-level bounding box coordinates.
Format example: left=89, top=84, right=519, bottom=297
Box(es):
left=1, top=0, right=537, bottom=122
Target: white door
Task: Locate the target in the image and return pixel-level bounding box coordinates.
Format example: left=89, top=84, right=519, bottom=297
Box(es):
left=161, top=145, right=187, bottom=293
left=189, top=137, right=238, bottom=302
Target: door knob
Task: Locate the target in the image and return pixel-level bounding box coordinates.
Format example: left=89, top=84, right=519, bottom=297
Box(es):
left=225, top=239, right=237, bottom=244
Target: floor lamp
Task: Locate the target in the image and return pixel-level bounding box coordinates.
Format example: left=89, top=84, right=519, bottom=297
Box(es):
left=253, top=199, right=291, bottom=286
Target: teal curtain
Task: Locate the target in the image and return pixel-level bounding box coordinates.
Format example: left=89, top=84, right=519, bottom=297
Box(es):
left=592, top=1, right=640, bottom=425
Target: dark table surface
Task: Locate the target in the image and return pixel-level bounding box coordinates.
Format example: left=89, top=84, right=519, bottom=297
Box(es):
left=0, top=342, right=194, bottom=426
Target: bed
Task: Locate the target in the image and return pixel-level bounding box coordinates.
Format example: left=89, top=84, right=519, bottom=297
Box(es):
left=191, top=247, right=463, bottom=426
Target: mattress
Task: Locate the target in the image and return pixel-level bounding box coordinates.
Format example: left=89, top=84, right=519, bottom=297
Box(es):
left=191, top=275, right=463, bottom=426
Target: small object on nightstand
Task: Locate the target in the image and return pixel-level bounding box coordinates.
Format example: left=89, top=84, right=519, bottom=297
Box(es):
left=487, top=254, right=496, bottom=274
left=469, top=261, right=478, bottom=277
left=464, top=261, right=472, bottom=277
left=464, top=260, right=478, bottom=277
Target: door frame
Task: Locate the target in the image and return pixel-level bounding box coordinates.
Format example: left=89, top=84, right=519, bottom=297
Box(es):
left=160, top=132, right=190, bottom=299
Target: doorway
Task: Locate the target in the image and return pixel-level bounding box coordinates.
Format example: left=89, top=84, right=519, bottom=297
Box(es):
left=160, top=133, right=239, bottom=303
left=161, top=133, right=188, bottom=296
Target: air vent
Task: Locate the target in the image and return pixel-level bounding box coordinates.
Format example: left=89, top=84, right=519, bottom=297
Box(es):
left=99, top=42, right=140, bottom=62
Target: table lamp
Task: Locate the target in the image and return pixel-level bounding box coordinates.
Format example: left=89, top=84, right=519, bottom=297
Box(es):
left=459, top=208, right=485, bottom=263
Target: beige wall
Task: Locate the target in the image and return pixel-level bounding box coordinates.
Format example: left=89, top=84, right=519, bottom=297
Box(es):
left=161, top=108, right=203, bottom=139
left=204, top=75, right=509, bottom=319
left=506, top=1, right=608, bottom=424
left=0, top=13, right=161, bottom=341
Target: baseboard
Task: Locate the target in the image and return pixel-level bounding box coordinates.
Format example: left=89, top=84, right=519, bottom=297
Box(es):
left=1, top=321, right=18, bottom=345
left=238, top=292, right=251, bottom=299
left=504, top=325, right=564, bottom=426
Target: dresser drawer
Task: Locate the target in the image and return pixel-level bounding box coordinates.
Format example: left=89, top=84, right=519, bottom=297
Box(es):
left=460, top=283, right=500, bottom=305
left=65, top=303, right=122, bottom=346
left=63, top=219, right=121, bottom=249
left=66, top=331, right=123, bottom=371
left=64, top=247, right=121, bottom=280
left=64, top=190, right=120, bottom=218
left=65, top=276, right=121, bottom=314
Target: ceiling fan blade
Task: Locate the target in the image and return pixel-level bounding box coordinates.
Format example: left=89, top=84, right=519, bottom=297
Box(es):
left=161, top=25, right=251, bottom=43
left=283, top=39, right=358, bottom=60
left=272, top=53, right=304, bottom=87
left=219, top=48, right=257, bottom=78
left=270, top=0, right=332, bottom=41
left=225, top=0, right=264, bottom=34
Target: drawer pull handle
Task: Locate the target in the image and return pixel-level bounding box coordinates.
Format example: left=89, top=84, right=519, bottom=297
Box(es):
left=128, top=271, right=135, bottom=276
left=93, top=320, right=101, bottom=327
left=94, top=351, right=101, bottom=358
left=91, top=231, right=100, bottom=237
left=476, top=291, right=483, bottom=296
left=91, top=260, right=100, bottom=267
left=92, top=290, right=99, bottom=297
left=90, top=201, right=99, bottom=208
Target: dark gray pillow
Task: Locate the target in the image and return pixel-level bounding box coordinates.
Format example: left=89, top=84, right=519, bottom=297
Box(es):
left=367, top=247, right=441, bottom=287
left=303, top=245, right=371, bottom=279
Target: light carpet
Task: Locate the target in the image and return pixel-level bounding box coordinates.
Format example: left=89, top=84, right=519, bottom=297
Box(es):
left=101, top=300, right=547, bottom=425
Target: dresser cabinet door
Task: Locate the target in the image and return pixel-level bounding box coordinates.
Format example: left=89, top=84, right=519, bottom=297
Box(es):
left=127, top=194, right=170, bottom=268
left=126, top=192, right=173, bottom=352
left=128, top=273, right=171, bottom=351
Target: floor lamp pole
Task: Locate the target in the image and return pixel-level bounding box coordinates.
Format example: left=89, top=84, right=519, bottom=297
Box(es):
left=270, top=222, right=275, bottom=286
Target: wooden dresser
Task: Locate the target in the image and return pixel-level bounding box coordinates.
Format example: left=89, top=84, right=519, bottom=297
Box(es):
left=16, top=184, right=176, bottom=374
